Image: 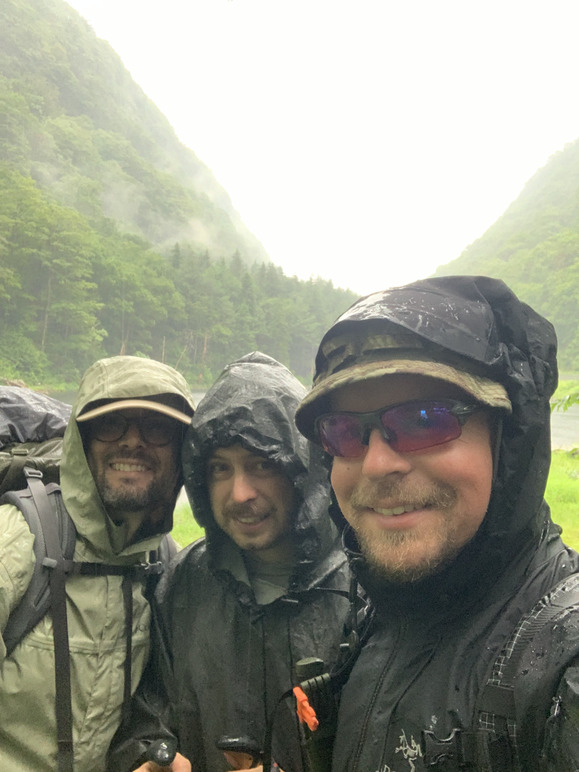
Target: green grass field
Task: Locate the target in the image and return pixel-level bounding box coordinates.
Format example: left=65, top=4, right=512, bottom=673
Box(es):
left=547, top=450, right=579, bottom=549
left=171, top=450, right=579, bottom=551
left=171, top=499, right=204, bottom=549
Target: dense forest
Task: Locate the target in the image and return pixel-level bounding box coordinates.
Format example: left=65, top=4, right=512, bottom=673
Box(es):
left=0, top=164, right=356, bottom=385
left=2, top=0, right=579, bottom=389
left=0, top=0, right=356, bottom=387
left=435, top=139, right=579, bottom=370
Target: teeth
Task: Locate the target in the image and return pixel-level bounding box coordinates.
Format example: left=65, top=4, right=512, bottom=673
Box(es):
left=112, top=463, right=147, bottom=472
left=375, top=505, right=414, bottom=517
left=236, top=515, right=266, bottom=524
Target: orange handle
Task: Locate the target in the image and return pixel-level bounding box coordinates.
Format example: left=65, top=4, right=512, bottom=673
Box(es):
left=293, top=686, right=319, bottom=731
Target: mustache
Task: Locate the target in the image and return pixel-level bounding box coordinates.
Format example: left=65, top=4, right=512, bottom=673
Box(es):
left=103, top=449, right=157, bottom=466
left=223, top=501, right=268, bottom=519
left=349, top=479, right=457, bottom=512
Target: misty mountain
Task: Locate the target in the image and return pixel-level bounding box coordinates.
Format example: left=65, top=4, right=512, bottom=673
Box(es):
left=434, top=139, right=579, bottom=370
left=4, top=0, right=577, bottom=380
left=0, top=0, right=357, bottom=386
left=0, top=0, right=268, bottom=264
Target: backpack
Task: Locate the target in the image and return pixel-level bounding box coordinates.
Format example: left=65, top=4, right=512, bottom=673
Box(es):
left=421, top=572, right=579, bottom=771
left=0, top=386, right=178, bottom=772
left=1, top=473, right=177, bottom=656
left=0, top=385, right=71, bottom=496
left=284, top=573, right=579, bottom=772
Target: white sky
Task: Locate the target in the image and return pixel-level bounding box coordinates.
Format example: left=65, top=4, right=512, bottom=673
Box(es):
left=64, top=0, right=579, bottom=297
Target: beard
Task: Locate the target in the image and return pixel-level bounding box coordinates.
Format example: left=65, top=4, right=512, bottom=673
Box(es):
left=98, top=475, right=168, bottom=513
left=220, top=500, right=292, bottom=555
left=348, top=478, right=462, bottom=583
left=94, top=450, right=175, bottom=517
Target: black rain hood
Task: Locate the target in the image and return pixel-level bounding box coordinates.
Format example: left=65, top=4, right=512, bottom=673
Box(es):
left=296, top=275, right=559, bottom=609
left=183, top=352, right=337, bottom=569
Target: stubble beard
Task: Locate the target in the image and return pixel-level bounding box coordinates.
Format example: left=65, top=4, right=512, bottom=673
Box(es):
left=348, top=479, right=461, bottom=583
left=95, top=451, right=172, bottom=517
left=223, top=501, right=285, bottom=553
left=98, top=476, right=168, bottom=514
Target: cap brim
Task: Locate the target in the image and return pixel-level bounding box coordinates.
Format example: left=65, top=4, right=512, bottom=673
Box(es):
left=77, top=399, right=193, bottom=425
left=295, top=358, right=511, bottom=441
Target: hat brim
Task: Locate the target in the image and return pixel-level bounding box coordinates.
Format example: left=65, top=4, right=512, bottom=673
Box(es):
left=77, top=399, right=193, bottom=425
left=295, top=358, right=511, bottom=442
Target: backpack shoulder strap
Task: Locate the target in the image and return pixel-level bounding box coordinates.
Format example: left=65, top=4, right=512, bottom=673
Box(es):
left=421, top=574, right=579, bottom=770
left=1, top=476, right=75, bottom=656
left=1, top=469, right=76, bottom=771
left=1, top=467, right=175, bottom=772
left=480, top=574, right=579, bottom=710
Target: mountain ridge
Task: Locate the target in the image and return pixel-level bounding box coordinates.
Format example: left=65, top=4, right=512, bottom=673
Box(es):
left=434, top=139, right=579, bottom=369
left=0, top=0, right=268, bottom=264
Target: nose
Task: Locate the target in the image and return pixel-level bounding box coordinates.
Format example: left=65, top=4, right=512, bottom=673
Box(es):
left=231, top=472, right=258, bottom=503
left=118, top=421, right=146, bottom=448
left=360, top=428, right=413, bottom=478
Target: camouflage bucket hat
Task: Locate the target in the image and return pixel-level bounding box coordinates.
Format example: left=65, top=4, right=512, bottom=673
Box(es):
left=295, top=331, right=512, bottom=443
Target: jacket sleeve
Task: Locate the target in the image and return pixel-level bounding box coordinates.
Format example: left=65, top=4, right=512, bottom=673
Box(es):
left=0, top=504, right=36, bottom=661
left=541, top=661, right=579, bottom=770
left=106, top=600, right=180, bottom=770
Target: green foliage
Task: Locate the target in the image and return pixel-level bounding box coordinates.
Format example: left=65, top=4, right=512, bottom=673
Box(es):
left=0, top=331, right=50, bottom=382
left=547, top=450, right=579, bottom=549
left=171, top=498, right=204, bottom=550
left=551, top=380, right=579, bottom=416
left=0, top=164, right=356, bottom=385
left=435, top=139, right=579, bottom=369
left=0, top=0, right=359, bottom=388
left=552, top=392, right=579, bottom=413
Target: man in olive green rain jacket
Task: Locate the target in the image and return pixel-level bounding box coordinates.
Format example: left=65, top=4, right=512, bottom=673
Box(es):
left=0, top=355, right=195, bottom=772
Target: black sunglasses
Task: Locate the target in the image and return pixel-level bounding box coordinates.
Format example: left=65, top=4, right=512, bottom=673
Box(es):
left=89, top=413, right=180, bottom=447
left=315, top=399, right=480, bottom=457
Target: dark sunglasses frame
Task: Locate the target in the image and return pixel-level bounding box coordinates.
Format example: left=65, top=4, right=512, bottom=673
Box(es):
left=88, top=413, right=180, bottom=447
left=315, top=399, right=481, bottom=457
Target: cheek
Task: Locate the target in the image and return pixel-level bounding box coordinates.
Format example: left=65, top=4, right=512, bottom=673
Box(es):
left=208, top=483, right=221, bottom=513
left=445, top=441, right=494, bottom=526
left=161, top=450, right=180, bottom=485
left=330, top=460, right=358, bottom=512
left=275, top=477, right=296, bottom=510
left=85, top=445, right=100, bottom=477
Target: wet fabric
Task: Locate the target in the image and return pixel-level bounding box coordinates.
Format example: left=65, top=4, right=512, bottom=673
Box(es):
left=0, top=356, right=194, bottom=772
left=112, top=352, right=351, bottom=772
left=301, top=277, right=579, bottom=772
left=0, top=386, right=71, bottom=447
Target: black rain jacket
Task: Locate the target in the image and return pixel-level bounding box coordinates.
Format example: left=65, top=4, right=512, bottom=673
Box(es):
left=115, top=353, right=352, bottom=772
left=308, top=276, right=579, bottom=772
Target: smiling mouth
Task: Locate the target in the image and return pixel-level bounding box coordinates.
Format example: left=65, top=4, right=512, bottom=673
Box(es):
left=111, top=462, right=149, bottom=473
left=234, top=513, right=269, bottom=525
left=372, top=505, right=423, bottom=517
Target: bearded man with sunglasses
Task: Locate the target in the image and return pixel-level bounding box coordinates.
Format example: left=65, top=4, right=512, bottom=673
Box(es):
left=295, top=275, right=579, bottom=772
left=0, top=355, right=194, bottom=771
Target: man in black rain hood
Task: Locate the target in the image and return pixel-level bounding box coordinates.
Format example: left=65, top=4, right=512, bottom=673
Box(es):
left=116, top=352, right=352, bottom=772
left=295, top=276, right=579, bottom=772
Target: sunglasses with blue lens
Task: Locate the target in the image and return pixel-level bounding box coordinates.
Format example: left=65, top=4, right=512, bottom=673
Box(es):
left=315, top=399, right=480, bottom=458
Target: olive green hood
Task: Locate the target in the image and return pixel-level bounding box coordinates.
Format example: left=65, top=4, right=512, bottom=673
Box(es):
left=60, top=356, right=195, bottom=559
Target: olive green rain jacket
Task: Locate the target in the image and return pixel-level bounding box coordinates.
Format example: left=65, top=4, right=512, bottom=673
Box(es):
left=0, top=356, right=194, bottom=772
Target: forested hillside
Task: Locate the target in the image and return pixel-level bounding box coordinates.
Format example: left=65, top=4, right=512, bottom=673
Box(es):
left=435, top=139, right=579, bottom=370
left=0, top=0, right=357, bottom=386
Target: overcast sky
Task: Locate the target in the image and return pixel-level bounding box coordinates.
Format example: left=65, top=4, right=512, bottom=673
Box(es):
left=64, top=0, right=579, bottom=297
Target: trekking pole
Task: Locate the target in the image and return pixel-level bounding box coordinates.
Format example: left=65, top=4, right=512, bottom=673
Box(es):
left=294, top=658, right=337, bottom=772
